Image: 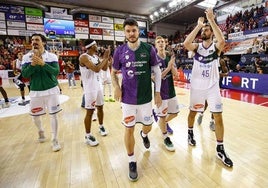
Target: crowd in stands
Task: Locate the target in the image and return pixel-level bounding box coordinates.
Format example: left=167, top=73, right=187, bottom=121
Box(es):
left=0, top=37, right=26, bottom=70
left=164, top=4, right=268, bottom=74
left=1, top=4, right=268, bottom=74
left=225, top=4, right=266, bottom=34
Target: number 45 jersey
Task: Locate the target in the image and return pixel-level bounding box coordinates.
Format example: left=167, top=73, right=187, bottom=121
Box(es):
left=191, top=43, right=220, bottom=90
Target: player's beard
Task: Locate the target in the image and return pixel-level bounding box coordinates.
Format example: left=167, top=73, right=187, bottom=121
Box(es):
left=201, top=34, right=210, bottom=41
left=127, top=36, right=138, bottom=43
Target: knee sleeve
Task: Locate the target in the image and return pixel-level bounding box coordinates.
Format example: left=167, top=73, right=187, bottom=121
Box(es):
left=14, top=79, right=25, bottom=89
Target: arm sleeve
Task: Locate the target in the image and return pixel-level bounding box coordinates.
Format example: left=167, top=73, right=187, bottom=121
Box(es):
left=43, top=61, right=60, bottom=76
left=22, top=63, right=41, bottom=78
left=152, top=65, right=161, bottom=92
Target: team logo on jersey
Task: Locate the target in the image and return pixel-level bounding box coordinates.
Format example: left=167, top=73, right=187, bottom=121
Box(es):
left=215, top=103, right=222, bottom=110
left=125, top=55, right=129, bottom=60
left=140, top=53, right=147, bottom=58
left=127, top=70, right=134, bottom=78
left=51, top=104, right=60, bottom=111
left=126, top=61, right=131, bottom=68
left=144, top=116, right=151, bottom=122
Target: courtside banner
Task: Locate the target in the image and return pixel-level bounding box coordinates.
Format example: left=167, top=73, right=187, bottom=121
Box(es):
left=180, top=70, right=268, bottom=94
left=221, top=72, right=268, bottom=94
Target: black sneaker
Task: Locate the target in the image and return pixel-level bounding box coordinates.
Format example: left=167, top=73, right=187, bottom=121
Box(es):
left=164, top=137, right=175, bottom=151
left=217, top=145, right=233, bottom=167
left=140, top=131, right=150, bottom=149
left=128, top=162, right=138, bottom=181
left=188, top=132, right=196, bottom=146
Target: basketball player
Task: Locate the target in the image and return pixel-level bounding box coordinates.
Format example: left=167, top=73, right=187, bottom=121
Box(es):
left=197, top=54, right=229, bottom=131
left=79, top=39, right=110, bottom=147
left=12, top=51, right=30, bottom=105
left=153, top=36, right=179, bottom=152
left=111, top=18, right=162, bottom=181
left=22, top=33, right=62, bottom=152
left=183, top=8, right=233, bottom=167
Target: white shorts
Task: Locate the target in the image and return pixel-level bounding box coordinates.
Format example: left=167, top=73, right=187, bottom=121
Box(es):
left=155, top=96, right=179, bottom=117
left=30, top=94, right=61, bottom=116
left=189, top=83, right=222, bottom=113
left=121, top=102, right=153, bottom=127
left=101, top=69, right=112, bottom=84
left=84, top=89, right=104, bottom=109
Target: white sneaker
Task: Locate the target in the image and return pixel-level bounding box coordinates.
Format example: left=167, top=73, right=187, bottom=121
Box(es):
left=99, top=127, right=108, bottom=136
left=52, top=139, right=61, bottom=152
left=85, top=135, right=99, bottom=146
left=38, top=131, right=46, bottom=143
left=18, top=99, right=26, bottom=105
left=2, top=102, right=10, bottom=108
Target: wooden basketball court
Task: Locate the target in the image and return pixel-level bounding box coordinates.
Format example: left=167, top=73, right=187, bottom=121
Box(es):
left=0, top=80, right=268, bottom=188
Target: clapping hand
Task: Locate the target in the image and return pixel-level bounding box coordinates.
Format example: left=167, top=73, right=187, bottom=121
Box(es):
left=205, top=8, right=215, bottom=21
left=197, top=17, right=205, bottom=27
left=32, top=49, right=45, bottom=66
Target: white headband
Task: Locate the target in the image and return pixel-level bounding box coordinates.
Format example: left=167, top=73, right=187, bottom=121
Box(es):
left=85, top=41, right=96, bottom=49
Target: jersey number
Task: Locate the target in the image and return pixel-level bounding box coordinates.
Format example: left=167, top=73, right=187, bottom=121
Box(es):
left=202, top=70, right=210, bottom=77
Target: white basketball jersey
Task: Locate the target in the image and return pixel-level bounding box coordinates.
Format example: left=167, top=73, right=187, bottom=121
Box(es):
left=79, top=53, right=102, bottom=92
left=15, top=59, right=23, bottom=70
left=191, top=43, right=220, bottom=90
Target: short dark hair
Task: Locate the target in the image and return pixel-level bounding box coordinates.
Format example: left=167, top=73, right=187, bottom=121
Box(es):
left=31, top=33, right=46, bottom=42
left=123, top=17, right=138, bottom=28
left=161, top=35, right=168, bottom=39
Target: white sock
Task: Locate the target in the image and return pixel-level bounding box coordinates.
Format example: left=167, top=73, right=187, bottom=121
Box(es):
left=128, top=154, right=136, bottom=162
left=50, top=114, right=58, bottom=140
left=86, top=133, right=91, bottom=137
left=162, top=133, right=168, bottom=139
left=141, top=131, right=147, bottom=137
left=32, top=116, right=44, bottom=132
left=108, top=83, right=112, bottom=97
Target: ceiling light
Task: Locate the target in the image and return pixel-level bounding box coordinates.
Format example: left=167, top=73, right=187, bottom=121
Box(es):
left=160, top=7, right=165, bottom=13
left=169, top=0, right=177, bottom=8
